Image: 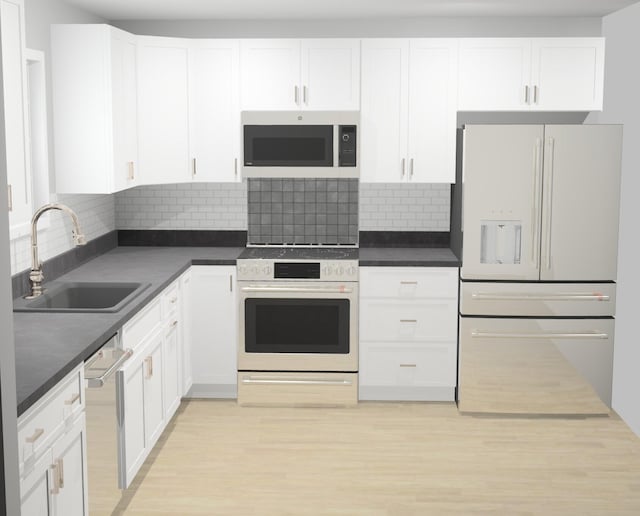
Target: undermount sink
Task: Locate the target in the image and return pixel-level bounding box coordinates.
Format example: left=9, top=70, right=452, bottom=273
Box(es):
left=14, top=282, right=151, bottom=313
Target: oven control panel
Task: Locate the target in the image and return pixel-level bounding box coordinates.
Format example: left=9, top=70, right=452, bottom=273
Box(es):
left=237, top=260, right=358, bottom=282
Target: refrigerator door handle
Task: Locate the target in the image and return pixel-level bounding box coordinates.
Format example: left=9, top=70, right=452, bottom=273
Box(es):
left=543, top=137, right=555, bottom=271
left=531, top=138, right=542, bottom=268
left=471, top=330, right=609, bottom=340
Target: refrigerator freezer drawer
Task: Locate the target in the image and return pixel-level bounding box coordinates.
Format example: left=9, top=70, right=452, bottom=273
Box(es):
left=460, top=281, right=616, bottom=317
left=458, top=317, right=613, bottom=415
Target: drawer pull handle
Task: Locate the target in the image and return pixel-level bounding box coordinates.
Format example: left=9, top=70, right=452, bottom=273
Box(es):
left=171, top=320, right=178, bottom=328
left=399, top=364, right=417, bottom=368
left=400, top=281, right=418, bottom=285
left=50, top=463, right=60, bottom=495
left=26, top=428, right=44, bottom=444
left=400, top=319, right=417, bottom=323
left=64, top=393, right=80, bottom=406
left=145, top=356, right=153, bottom=379
left=170, top=297, right=178, bottom=304
left=57, top=458, right=64, bottom=488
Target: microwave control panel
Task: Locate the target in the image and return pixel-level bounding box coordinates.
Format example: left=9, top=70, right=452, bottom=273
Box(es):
left=339, top=126, right=357, bottom=167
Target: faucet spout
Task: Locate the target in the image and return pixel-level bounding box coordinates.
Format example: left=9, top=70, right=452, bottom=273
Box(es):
left=25, top=203, right=86, bottom=299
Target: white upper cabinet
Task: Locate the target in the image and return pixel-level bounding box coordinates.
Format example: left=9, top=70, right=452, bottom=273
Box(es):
left=360, top=39, right=409, bottom=183
left=300, top=39, right=360, bottom=110
left=2, top=0, right=32, bottom=235
left=51, top=25, right=138, bottom=194
left=137, top=36, right=190, bottom=185
left=458, top=38, right=531, bottom=111
left=240, top=39, right=360, bottom=110
left=531, top=38, right=604, bottom=111
left=407, top=39, right=458, bottom=183
left=458, top=37, right=605, bottom=111
left=240, top=39, right=301, bottom=110
left=189, top=40, right=241, bottom=182
left=361, top=39, right=457, bottom=184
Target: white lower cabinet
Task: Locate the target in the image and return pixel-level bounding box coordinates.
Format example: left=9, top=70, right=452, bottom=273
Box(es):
left=119, top=274, right=189, bottom=489
left=359, top=267, right=459, bottom=401
left=119, top=327, right=165, bottom=488
left=185, top=265, right=237, bottom=398
left=19, top=364, right=88, bottom=516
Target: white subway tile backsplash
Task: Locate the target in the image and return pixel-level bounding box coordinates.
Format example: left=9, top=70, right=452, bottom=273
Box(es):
left=115, top=183, right=248, bottom=230
left=359, top=183, right=450, bottom=231
left=10, top=193, right=116, bottom=275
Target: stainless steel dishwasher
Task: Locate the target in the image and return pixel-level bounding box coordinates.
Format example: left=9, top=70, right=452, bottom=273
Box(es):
left=84, top=336, right=132, bottom=514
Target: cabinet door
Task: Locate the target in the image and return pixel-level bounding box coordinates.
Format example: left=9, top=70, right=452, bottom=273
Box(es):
left=540, top=125, right=622, bottom=281
left=408, top=39, right=458, bottom=183
left=1, top=0, right=32, bottom=236
left=189, top=40, right=241, bottom=182
left=360, top=39, right=409, bottom=183
left=117, top=355, right=145, bottom=489
left=458, top=38, right=531, bottom=111
left=531, top=38, right=604, bottom=111
left=187, top=266, right=237, bottom=397
left=20, top=449, right=53, bottom=516
left=180, top=271, right=193, bottom=394
left=461, top=125, right=544, bottom=280
left=50, top=414, right=87, bottom=516
left=111, top=28, right=138, bottom=191
left=301, top=39, right=360, bottom=110
left=240, top=39, right=301, bottom=110
left=137, top=36, right=190, bottom=184
left=143, top=332, right=165, bottom=449
left=163, top=318, right=181, bottom=421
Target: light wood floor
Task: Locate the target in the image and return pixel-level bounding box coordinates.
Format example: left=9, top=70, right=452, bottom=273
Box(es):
left=112, top=400, right=640, bottom=515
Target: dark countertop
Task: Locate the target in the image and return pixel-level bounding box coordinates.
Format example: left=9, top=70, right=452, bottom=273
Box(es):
left=13, top=246, right=243, bottom=416
left=359, top=247, right=461, bottom=267
left=13, top=244, right=459, bottom=416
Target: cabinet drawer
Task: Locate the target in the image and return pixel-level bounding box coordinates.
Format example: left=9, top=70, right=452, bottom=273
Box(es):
left=122, top=297, right=162, bottom=349
left=360, top=341, right=457, bottom=387
left=360, top=267, right=458, bottom=299
left=460, top=281, right=616, bottom=317
left=360, top=299, right=457, bottom=342
left=18, top=365, right=84, bottom=472
left=162, top=281, right=180, bottom=318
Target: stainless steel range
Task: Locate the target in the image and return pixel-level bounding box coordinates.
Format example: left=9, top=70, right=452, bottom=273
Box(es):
left=236, top=247, right=358, bottom=406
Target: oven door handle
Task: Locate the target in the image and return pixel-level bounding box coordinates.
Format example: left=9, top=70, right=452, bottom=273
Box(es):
left=240, top=286, right=354, bottom=294
left=241, top=377, right=353, bottom=386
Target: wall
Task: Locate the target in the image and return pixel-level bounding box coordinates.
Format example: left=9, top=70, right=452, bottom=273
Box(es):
left=8, top=1, right=114, bottom=276
left=586, top=2, right=640, bottom=436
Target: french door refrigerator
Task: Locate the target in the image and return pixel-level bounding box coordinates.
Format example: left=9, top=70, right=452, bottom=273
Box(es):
left=458, top=124, right=622, bottom=415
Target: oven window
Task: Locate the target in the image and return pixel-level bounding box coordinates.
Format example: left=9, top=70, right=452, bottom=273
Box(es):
left=245, top=298, right=349, bottom=354
left=244, top=125, right=333, bottom=167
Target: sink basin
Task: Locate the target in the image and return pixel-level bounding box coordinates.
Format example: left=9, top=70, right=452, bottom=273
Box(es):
left=14, top=282, right=151, bottom=313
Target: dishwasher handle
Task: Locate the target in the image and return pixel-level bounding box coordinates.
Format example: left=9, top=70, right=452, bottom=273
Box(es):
left=86, top=349, right=133, bottom=388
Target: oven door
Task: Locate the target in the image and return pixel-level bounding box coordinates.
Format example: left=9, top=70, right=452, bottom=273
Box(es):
left=238, top=281, right=358, bottom=372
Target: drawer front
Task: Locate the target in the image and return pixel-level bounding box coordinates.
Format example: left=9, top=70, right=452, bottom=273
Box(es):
left=18, top=365, right=84, bottom=471
left=460, top=281, right=616, bottom=317
left=360, top=342, right=457, bottom=387
left=162, top=281, right=180, bottom=319
left=237, top=372, right=358, bottom=407
left=360, top=299, right=458, bottom=342
left=459, top=316, right=614, bottom=414
left=360, top=267, right=458, bottom=299
left=122, top=297, right=162, bottom=350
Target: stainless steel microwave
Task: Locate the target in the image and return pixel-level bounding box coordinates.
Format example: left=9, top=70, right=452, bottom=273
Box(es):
left=241, top=111, right=359, bottom=178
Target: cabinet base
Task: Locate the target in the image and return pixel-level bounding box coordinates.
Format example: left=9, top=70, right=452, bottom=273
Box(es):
left=359, top=385, right=455, bottom=402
